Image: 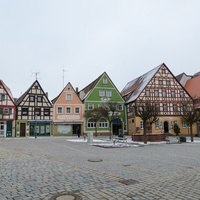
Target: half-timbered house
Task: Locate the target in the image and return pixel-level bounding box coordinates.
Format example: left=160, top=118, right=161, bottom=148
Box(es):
left=0, top=80, right=16, bottom=137
left=79, top=72, right=127, bottom=136
left=51, top=82, right=84, bottom=136
left=121, top=63, right=195, bottom=136
left=16, top=80, right=53, bottom=137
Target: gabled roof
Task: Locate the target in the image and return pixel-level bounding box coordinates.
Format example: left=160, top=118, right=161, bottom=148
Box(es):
left=51, top=82, right=81, bottom=104
left=185, top=75, right=200, bottom=99
left=121, top=63, right=163, bottom=103
left=78, top=73, right=104, bottom=101
left=15, top=80, right=51, bottom=106
left=0, top=80, right=15, bottom=105
left=78, top=71, right=124, bottom=102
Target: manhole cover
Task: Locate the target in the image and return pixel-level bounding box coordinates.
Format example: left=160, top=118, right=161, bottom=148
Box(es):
left=123, top=164, right=131, bottom=167
left=88, top=158, right=103, bottom=162
left=49, top=193, right=82, bottom=200
left=119, top=179, right=139, bottom=185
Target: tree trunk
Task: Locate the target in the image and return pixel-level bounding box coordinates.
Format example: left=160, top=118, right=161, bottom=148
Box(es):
left=143, top=121, right=147, bottom=144
left=109, top=122, right=112, bottom=140
left=190, top=124, right=194, bottom=142
left=95, top=123, right=98, bottom=137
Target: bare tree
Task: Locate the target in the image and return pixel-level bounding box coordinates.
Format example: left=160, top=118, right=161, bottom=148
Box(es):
left=181, top=103, right=200, bottom=142
left=100, top=101, right=120, bottom=139
left=136, top=101, right=158, bottom=144
left=84, top=108, right=102, bottom=137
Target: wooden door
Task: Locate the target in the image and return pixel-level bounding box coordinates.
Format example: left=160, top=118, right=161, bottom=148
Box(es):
left=20, top=123, right=26, bottom=137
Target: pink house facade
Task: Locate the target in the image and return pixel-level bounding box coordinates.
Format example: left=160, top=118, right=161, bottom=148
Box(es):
left=52, top=82, right=84, bottom=136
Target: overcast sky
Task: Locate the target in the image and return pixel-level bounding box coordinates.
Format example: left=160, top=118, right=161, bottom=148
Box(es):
left=1, top=0, right=200, bottom=100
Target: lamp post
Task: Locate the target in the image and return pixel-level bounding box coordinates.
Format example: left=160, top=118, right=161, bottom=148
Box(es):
left=35, top=115, right=37, bottom=139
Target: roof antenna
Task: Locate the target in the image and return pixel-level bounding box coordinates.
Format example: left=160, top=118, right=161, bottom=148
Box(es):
left=62, top=67, right=68, bottom=88
left=32, top=71, right=40, bottom=80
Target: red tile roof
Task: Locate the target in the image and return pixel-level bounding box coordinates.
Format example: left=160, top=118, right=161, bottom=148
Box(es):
left=185, top=75, right=200, bottom=99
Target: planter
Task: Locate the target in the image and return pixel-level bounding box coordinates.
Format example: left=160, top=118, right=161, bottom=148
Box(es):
left=132, top=133, right=166, bottom=142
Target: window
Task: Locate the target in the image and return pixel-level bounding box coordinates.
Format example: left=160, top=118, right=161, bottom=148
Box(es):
left=1, top=94, right=5, bottom=101
left=99, top=118, right=108, bottom=128
left=173, top=104, right=178, bottom=112
left=66, top=107, right=71, bottom=114
left=163, top=104, right=168, bottom=112
left=117, top=104, right=123, bottom=111
left=29, top=96, right=35, bottom=102
left=22, top=108, right=28, bottom=116
left=159, top=80, right=163, bottom=85
left=88, top=103, right=94, bottom=110
left=162, top=90, right=167, bottom=97
left=154, top=90, right=159, bottom=97
left=180, top=91, right=184, bottom=97
left=140, top=121, right=143, bottom=129
left=88, top=118, right=96, bottom=128
left=75, top=107, right=80, bottom=114
left=44, top=108, right=50, bottom=116
left=66, top=94, right=72, bottom=100
left=3, top=108, right=9, bottom=114
left=155, top=104, right=160, bottom=112
left=155, top=120, right=160, bottom=129
left=146, top=90, right=150, bottom=96
left=9, top=108, right=12, bottom=114
left=34, top=108, right=41, bottom=116
left=106, top=90, right=112, bottom=97
left=57, top=107, right=62, bottom=114
left=166, top=80, right=170, bottom=86
left=99, top=90, right=105, bottom=97
left=37, top=96, right=42, bottom=102
left=103, top=78, right=107, bottom=84
left=171, top=91, right=175, bottom=97
left=162, top=69, right=166, bottom=74
left=182, top=121, right=188, bottom=128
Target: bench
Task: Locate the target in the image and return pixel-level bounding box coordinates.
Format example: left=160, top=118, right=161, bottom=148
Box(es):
left=166, top=136, right=180, bottom=144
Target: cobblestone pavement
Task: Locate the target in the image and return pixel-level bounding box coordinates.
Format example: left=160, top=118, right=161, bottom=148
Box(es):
left=1, top=137, right=200, bottom=200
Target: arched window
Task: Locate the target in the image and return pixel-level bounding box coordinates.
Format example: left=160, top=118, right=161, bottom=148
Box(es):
left=88, top=118, right=96, bottom=128
left=99, top=118, right=108, bottom=128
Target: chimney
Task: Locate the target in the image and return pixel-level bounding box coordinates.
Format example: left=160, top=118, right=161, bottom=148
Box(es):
left=76, top=87, right=78, bottom=93
left=46, top=92, right=48, bottom=97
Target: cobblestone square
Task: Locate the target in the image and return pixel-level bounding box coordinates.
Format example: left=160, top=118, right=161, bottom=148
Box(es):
left=0, top=137, right=200, bottom=200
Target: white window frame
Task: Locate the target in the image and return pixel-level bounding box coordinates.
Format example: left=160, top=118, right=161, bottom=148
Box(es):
left=106, top=90, right=112, bottom=97
left=99, top=118, right=108, bottom=128
left=75, top=107, right=80, bottom=114
left=182, top=121, right=188, bottom=128
left=99, top=90, right=105, bottom=97
left=155, top=120, right=160, bottom=129
left=88, top=103, right=94, bottom=110
left=154, top=90, right=159, bottom=97
left=66, top=93, right=72, bottom=100
left=146, top=90, right=150, bottom=96
left=66, top=107, right=71, bottom=114
left=88, top=118, right=96, bottom=128
left=103, top=78, right=107, bottom=84
left=57, top=107, right=62, bottom=114
left=117, top=104, right=123, bottom=111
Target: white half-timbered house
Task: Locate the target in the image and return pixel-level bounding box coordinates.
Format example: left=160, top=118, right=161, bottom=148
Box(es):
left=16, top=80, right=53, bottom=137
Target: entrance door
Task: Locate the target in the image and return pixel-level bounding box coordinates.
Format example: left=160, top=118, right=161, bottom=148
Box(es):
left=6, top=121, right=12, bottom=137
left=164, top=121, right=169, bottom=133
left=113, top=118, right=123, bottom=136
left=20, top=123, right=26, bottom=137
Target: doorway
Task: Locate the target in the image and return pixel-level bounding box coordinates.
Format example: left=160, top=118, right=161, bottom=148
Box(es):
left=164, top=121, right=169, bottom=133
left=113, top=118, right=123, bottom=136
left=6, top=121, right=12, bottom=137
left=20, top=123, right=26, bottom=137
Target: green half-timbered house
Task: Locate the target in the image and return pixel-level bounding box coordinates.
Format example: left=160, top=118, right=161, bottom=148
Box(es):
left=79, top=72, right=127, bottom=136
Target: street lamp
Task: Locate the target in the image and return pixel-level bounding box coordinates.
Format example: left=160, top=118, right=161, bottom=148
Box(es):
left=35, top=115, right=37, bottom=139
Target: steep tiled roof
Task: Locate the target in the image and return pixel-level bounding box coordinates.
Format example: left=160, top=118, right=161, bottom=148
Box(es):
left=0, top=80, right=15, bottom=105
left=185, top=75, right=200, bottom=99
left=121, top=63, right=163, bottom=103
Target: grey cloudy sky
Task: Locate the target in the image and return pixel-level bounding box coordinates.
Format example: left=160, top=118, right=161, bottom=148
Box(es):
left=1, top=0, right=200, bottom=100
